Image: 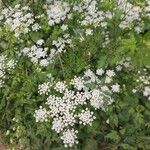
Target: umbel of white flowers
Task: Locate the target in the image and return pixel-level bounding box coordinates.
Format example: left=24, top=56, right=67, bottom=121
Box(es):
left=0, top=4, right=42, bottom=38
left=34, top=58, right=132, bottom=147
left=0, top=55, right=16, bottom=87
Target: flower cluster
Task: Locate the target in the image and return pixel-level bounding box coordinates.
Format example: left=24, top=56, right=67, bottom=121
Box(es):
left=0, top=4, right=41, bottom=38
left=34, top=63, right=125, bottom=146
left=118, top=0, right=142, bottom=31
left=90, top=89, right=104, bottom=109
left=84, top=69, right=99, bottom=83
left=38, top=82, right=51, bottom=95
left=44, top=1, right=72, bottom=26
left=133, top=68, right=150, bottom=100
left=52, top=34, right=72, bottom=54
left=21, top=39, right=50, bottom=67
left=21, top=34, right=71, bottom=67
left=54, top=81, right=67, bottom=93
left=143, top=86, right=150, bottom=99
left=60, top=129, right=78, bottom=147
left=145, top=0, right=150, bottom=17
left=81, top=0, right=105, bottom=27
left=111, top=84, right=120, bottom=93
left=34, top=106, right=50, bottom=122
left=38, top=74, right=54, bottom=95
left=70, top=76, right=85, bottom=91
left=74, top=0, right=111, bottom=28
left=116, top=57, right=131, bottom=71
left=0, top=0, right=149, bottom=148
left=0, top=55, right=16, bottom=87
left=78, top=108, right=96, bottom=126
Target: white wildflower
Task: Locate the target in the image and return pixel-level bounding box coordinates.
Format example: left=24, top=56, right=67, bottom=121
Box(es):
left=54, top=81, right=67, bottom=93
left=96, top=68, right=104, bottom=76
left=34, top=106, right=49, bottom=122
left=85, top=29, right=93, bottom=36
left=61, top=129, right=78, bottom=147
left=111, top=84, right=120, bottom=93
left=143, top=86, right=150, bottom=97
left=21, top=40, right=51, bottom=66
left=116, top=65, right=122, bottom=71
left=106, top=70, right=115, bottom=77
left=0, top=55, right=16, bottom=87
left=37, top=39, right=44, bottom=45
left=70, top=76, right=85, bottom=90
left=132, top=89, right=137, bottom=93
left=78, top=108, right=96, bottom=126
left=90, top=98, right=102, bottom=110
left=38, top=82, right=50, bottom=95
left=61, top=24, right=68, bottom=31
left=44, top=1, right=71, bottom=26
left=1, top=4, right=41, bottom=38
left=105, top=76, right=112, bottom=83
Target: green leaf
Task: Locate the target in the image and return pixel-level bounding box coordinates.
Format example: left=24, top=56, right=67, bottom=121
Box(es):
left=83, top=139, right=98, bottom=150
left=106, top=131, right=120, bottom=143
left=97, top=55, right=108, bottom=68
left=120, top=143, right=135, bottom=150
left=110, top=114, right=118, bottom=127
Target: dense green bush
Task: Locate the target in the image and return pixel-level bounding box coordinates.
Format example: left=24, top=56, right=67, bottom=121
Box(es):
left=0, top=0, right=150, bottom=149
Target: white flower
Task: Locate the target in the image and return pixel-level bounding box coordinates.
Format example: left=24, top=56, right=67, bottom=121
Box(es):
left=61, top=24, right=68, bottom=31
left=90, top=98, right=102, bottom=109
left=135, top=26, right=142, bottom=33
left=96, top=68, right=104, bottom=76
left=116, top=65, right=122, bottom=71
left=106, top=70, right=115, bottom=77
left=34, top=106, right=49, bottom=122
left=61, top=129, right=78, bottom=147
left=7, top=60, right=16, bottom=69
left=0, top=15, right=3, bottom=20
left=32, top=23, right=41, bottom=31
left=6, top=130, right=10, bottom=136
left=143, top=86, right=150, bottom=97
left=54, top=81, right=67, bottom=93
left=2, top=4, right=41, bottom=38
left=101, top=22, right=107, bottom=27
left=21, top=40, right=52, bottom=67
left=0, top=80, right=4, bottom=87
left=0, top=55, right=16, bottom=87
left=37, top=39, right=44, bottom=45
left=105, top=76, right=112, bottom=83
left=124, top=62, right=130, bottom=68
left=22, top=47, right=30, bottom=54
left=34, top=70, right=120, bottom=147
left=40, top=59, right=49, bottom=67
left=106, top=119, right=109, bottom=124
left=44, top=1, right=71, bottom=26
left=38, top=82, right=50, bottom=95
left=85, top=29, right=93, bottom=36
left=0, top=70, right=5, bottom=78
left=90, top=89, right=112, bottom=109
left=47, top=73, right=53, bottom=80
left=79, top=0, right=106, bottom=27
left=101, top=86, right=109, bottom=92
left=132, top=89, right=137, bottom=93
left=78, top=108, right=96, bottom=126
left=70, top=76, right=85, bottom=90
left=84, top=69, right=96, bottom=82
left=52, top=118, right=65, bottom=133
left=118, top=0, right=142, bottom=29
left=91, top=89, right=100, bottom=100
left=111, top=84, right=120, bottom=93
left=51, top=34, right=72, bottom=57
